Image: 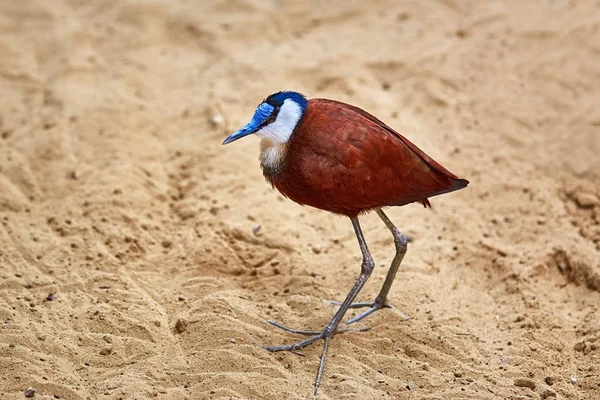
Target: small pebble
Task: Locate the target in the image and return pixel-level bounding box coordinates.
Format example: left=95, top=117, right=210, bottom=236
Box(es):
left=230, top=338, right=236, bottom=344
left=178, top=296, right=186, bottom=301
left=24, top=387, right=35, bottom=397
left=514, top=377, right=536, bottom=389
left=544, top=376, right=554, bottom=386
left=175, top=319, right=187, bottom=334
left=210, top=115, right=224, bottom=126
left=99, top=348, right=112, bottom=355
left=252, top=224, right=261, bottom=236
left=46, top=294, right=57, bottom=301
left=541, top=389, right=557, bottom=399
left=573, top=341, right=585, bottom=352
left=453, top=371, right=463, bottom=378
left=574, top=192, right=598, bottom=208
left=406, top=382, right=417, bottom=390
left=569, top=376, right=577, bottom=384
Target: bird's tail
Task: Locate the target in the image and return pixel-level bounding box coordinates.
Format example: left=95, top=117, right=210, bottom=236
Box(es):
left=418, top=178, right=469, bottom=208
left=433, top=178, right=469, bottom=198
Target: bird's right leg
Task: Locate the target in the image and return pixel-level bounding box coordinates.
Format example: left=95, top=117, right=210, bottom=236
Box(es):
left=330, top=208, right=410, bottom=324
left=262, top=216, right=375, bottom=395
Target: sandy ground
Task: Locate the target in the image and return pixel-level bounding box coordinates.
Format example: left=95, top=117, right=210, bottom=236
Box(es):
left=0, top=0, right=599, bottom=399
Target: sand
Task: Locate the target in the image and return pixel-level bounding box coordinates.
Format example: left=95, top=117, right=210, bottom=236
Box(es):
left=0, top=0, right=599, bottom=399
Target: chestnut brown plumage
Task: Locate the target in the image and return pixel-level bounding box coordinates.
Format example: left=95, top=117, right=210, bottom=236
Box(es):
left=223, top=91, right=468, bottom=395
left=264, top=99, right=467, bottom=215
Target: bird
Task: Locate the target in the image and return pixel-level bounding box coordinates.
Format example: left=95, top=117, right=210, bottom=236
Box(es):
left=222, top=91, right=468, bottom=395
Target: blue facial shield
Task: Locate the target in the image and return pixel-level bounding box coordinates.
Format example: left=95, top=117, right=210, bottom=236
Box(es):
left=222, top=103, right=274, bottom=145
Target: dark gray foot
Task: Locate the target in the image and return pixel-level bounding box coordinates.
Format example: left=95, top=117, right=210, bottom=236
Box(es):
left=262, top=320, right=370, bottom=394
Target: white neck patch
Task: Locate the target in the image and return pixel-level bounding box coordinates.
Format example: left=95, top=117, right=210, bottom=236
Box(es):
left=255, top=99, right=303, bottom=144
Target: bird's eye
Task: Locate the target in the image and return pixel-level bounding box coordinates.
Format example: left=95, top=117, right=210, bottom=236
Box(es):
left=266, top=115, right=276, bottom=124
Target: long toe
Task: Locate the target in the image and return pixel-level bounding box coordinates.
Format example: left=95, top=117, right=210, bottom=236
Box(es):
left=266, top=319, right=371, bottom=336
left=345, top=304, right=386, bottom=324
left=342, top=301, right=410, bottom=325
left=327, top=300, right=376, bottom=309
left=262, top=333, right=325, bottom=353
left=266, top=320, right=322, bottom=336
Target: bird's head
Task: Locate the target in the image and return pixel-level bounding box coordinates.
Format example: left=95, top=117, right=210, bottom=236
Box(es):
left=222, top=91, right=308, bottom=145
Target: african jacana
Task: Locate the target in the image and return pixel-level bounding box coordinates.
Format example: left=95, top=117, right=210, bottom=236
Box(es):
left=223, top=91, right=468, bottom=394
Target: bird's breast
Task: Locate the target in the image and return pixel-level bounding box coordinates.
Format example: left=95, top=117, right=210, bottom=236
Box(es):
left=259, top=139, right=289, bottom=177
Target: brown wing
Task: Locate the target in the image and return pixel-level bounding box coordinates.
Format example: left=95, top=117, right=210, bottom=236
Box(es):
left=316, top=99, right=460, bottom=180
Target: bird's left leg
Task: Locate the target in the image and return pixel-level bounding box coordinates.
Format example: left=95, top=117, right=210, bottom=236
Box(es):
left=336, top=208, right=410, bottom=325
left=263, top=216, right=375, bottom=395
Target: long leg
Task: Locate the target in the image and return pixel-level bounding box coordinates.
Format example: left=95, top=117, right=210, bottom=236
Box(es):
left=263, top=216, right=375, bottom=395
left=341, top=208, right=409, bottom=324
left=374, top=209, right=408, bottom=303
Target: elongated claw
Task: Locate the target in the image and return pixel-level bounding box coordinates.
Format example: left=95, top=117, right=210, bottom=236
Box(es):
left=345, top=302, right=392, bottom=324
left=262, top=333, right=325, bottom=353
left=266, top=320, right=321, bottom=336
left=327, top=300, right=378, bottom=309
left=326, top=299, right=409, bottom=324
left=266, top=319, right=370, bottom=335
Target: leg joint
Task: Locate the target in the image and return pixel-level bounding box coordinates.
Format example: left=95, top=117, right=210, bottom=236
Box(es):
left=393, top=228, right=408, bottom=251
left=361, top=255, right=375, bottom=272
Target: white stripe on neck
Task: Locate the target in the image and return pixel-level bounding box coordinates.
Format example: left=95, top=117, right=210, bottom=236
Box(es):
left=255, top=98, right=303, bottom=144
